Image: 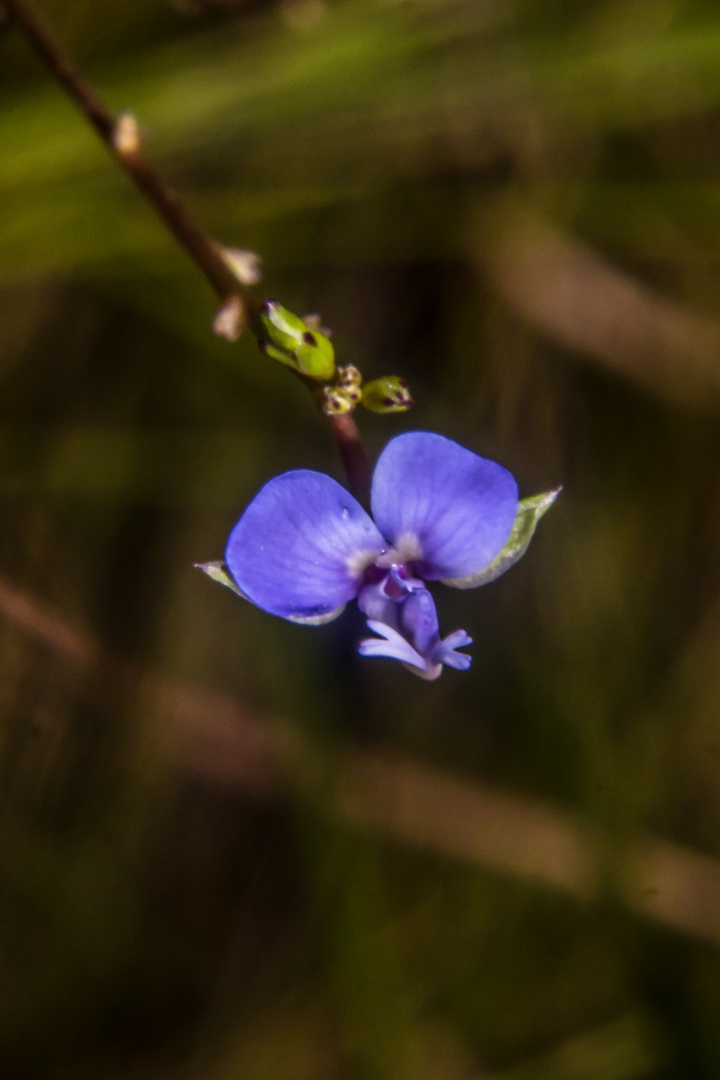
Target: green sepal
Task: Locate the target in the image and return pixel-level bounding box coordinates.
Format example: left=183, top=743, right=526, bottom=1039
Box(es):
left=195, top=560, right=346, bottom=625
left=195, top=560, right=249, bottom=599
left=259, top=340, right=298, bottom=370
left=441, top=488, right=561, bottom=589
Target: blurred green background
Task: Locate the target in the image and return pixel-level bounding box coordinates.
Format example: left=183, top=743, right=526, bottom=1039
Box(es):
left=3, top=0, right=720, bottom=1076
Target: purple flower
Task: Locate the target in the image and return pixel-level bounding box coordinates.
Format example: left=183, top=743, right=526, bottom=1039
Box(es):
left=221, top=432, right=521, bottom=680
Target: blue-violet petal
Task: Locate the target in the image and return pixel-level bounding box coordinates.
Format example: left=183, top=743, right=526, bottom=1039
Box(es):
left=399, top=587, right=440, bottom=658
left=434, top=630, right=473, bottom=670
left=358, top=620, right=433, bottom=674
left=226, top=470, right=385, bottom=620
left=371, top=432, right=519, bottom=580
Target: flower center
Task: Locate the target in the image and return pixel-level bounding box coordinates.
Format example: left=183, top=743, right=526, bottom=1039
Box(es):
left=375, top=532, right=423, bottom=569
left=362, top=561, right=415, bottom=597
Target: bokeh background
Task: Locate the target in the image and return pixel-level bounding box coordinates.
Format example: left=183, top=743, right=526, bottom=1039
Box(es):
left=3, top=0, right=720, bottom=1076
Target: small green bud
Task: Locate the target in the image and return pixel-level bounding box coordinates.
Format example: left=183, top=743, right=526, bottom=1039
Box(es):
left=361, top=376, right=413, bottom=414
left=318, top=384, right=361, bottom=415
left=258, top=300, right=335, bottom=381
left=336, top=364, right=362, bottom=390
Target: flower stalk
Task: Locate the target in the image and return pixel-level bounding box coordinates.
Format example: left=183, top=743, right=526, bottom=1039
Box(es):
left=4, top=0, right=248, bottom=306
left=4, top=0, right=387, bottom=502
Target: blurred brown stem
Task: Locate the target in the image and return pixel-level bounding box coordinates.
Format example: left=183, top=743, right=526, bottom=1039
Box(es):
left=3, top=570, right=720, bottom=947
left=5, top=0, right=371, bottom=490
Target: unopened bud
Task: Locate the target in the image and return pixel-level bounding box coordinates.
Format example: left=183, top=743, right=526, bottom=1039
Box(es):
left=220, top=247, right=262, bottom=286
left=361, top=376, right=413, bottom=414
left=318, top=385, right=357, bottom=415
left=259, top=300, right=335, bottom=381
left=212, top=295, right=245, bottom=341
left=336, top=364, right=362, bottom=390
left=113, top=111, right=142, bottom=156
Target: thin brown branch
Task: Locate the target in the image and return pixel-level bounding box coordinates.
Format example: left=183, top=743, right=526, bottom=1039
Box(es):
left=328, top=412, right=372, bottom=504
left=4, top=0, right=254, bottom=311
left=5, top=0, right=378, bottom=486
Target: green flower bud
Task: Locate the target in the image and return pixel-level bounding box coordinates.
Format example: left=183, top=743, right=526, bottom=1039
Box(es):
left=361, top=376, right=413, bottom=414
left=258, top=300, right=335, bottom=381
left=318, top=384, right=361, bottom=415
left=336, top=364, right=362, bottom=390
